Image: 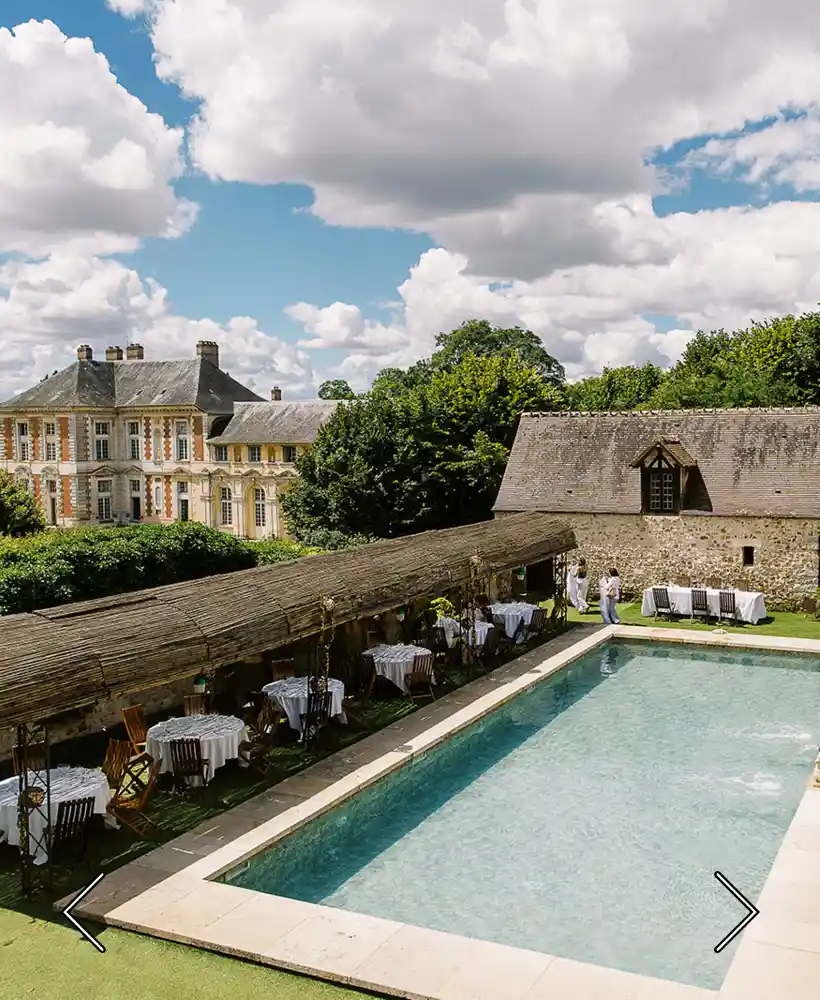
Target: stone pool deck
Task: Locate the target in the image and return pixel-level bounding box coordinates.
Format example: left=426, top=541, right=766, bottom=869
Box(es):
left=60, top=624, right=820, bottom=1000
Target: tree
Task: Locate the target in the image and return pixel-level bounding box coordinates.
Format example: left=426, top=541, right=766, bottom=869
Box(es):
left=317, top=379, right=355, bottom=400
left=431, top=319, right=566, bottom=386
left=567, top=363, right=665, bottom=411
left=281, top=351, right=562, bottom=538
left=0, top=472, right=45, bottom=537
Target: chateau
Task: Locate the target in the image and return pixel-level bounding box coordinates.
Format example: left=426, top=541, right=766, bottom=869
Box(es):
left=0, top=342, right=337, bottom=538
left=494, top=408, right=820, bottom=609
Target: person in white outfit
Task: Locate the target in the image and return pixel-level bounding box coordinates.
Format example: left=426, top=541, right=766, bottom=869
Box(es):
left=599, top=571, right=613, bottom=624
left=607, top=567, right=621, bottom=624
left=575, top=559, right=590, bottom=613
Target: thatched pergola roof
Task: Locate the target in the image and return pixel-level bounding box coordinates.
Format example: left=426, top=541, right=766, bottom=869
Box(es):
left=0, top=513, right=574, bottom=728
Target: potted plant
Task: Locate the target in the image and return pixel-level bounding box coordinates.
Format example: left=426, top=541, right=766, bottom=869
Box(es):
left=193, top=673, right=208, bottom=694
left=430, top=596, right=456, bottom=622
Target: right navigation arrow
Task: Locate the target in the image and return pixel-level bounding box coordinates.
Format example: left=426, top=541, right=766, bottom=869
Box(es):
left=713, top=871, right=760, bottom=953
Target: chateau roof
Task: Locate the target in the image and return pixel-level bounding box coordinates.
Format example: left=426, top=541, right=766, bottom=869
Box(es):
left=208, top=401, right=339, bottom=444
left=0, top=359, right=263, bottom=413
left=0, top=512, right=575, bottom=727
left=494, top=408, right=820, bottom=518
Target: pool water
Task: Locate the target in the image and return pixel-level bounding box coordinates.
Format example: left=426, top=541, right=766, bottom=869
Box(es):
left=223, top=641, right=820, bottom=989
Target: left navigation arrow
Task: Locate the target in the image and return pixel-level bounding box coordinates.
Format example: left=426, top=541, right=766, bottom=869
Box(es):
left=62, top=872, right=106, bottom=953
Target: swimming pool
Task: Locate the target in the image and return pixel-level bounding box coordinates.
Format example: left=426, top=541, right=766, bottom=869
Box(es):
left=221, top=639, right=820, bottom=990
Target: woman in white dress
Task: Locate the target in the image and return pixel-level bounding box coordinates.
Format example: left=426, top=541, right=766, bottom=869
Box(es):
left=575, top=559, right=590, bottom=613
left=599, top=570, right=613, bottom=624
left=607, top=567, right=621, bottom=625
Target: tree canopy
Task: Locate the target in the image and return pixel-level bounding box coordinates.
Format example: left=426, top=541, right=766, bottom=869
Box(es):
left=282, top=348, right=561, bottom=538
left=431, top=319, right=565, bottom=386
left=0, top=473, right=45, bottom=537
left=317, top=379, right=355, bottom=400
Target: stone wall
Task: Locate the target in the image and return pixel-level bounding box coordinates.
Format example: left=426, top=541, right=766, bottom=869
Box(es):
left=557, top=513, right=819, bottom=611
left=0, top=675, right=195, bottom=761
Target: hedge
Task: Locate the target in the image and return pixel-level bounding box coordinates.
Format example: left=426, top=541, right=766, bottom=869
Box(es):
left=0, top=522, right=321, bottom=616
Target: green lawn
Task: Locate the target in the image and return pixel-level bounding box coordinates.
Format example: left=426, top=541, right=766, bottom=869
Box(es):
left=0, top=906, right=370, bottom=1000
left=566, top=599, right=820, bottom=640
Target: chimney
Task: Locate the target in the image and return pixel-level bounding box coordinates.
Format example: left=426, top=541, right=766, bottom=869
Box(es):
left=105, top=345, right=123, bottom=361
left=196, top=341, right=219, bottom=368
left=126, top=343, right=144, bottom=361
left=271, top=386, right=282, bottom=401
left=77, top=345, right=93, bottom=361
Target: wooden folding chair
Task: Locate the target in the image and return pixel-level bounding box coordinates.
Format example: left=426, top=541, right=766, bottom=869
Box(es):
left=362, top=651, right=377, bottom=696
left=690, top=588, right=710, bottom=621
left=50, top=795, right=95, bottom=879
left=168, top=738, right=210, bottom=791
left=405, top=651, right=436, bottom=702
left=183, top=694, right=207, bottom=717
left=107, top=758, right=161, bottom=838
left=478, top=624, right=501, bottom=662
left=719, top=590, right=741, bottom=624
left=12, top=742, right=46, bottom=776
left=652, top=587, right=675, bottom=620
left=122, top=705, right=148, bottom=753
left=101, top=738, right=132, bottom=789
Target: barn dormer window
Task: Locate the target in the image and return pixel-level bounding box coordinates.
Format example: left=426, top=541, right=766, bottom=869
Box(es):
left=631, top=439, right=696, bottom=516
left=646, top=456, right=678, bottom=513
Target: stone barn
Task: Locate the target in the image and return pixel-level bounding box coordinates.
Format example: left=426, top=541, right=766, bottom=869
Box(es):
left=493, top=408, right=820, bottom=610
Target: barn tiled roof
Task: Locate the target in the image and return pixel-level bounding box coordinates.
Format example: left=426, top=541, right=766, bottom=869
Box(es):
left=0, top=360, right=263, bottom=413
left=494, top=408, right=820, bottom=518
left=207, top=401, right=339, bottom=444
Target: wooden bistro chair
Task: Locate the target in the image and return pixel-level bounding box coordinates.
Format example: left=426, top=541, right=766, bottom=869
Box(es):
left=481, top=624, right=501, bottom=662
left=526, top=607, right=546, bottom=639
left=168, top=738, right=210, bottom=792
left=107, top=756, right=161, bottom=838
left=405, top=651, right=436, bottom=703
left=719, top=590, right=741, bottom=624
left=652, top=587, right=675, bottom=620
left=122, top=705, right=148, bottom=754
left=362, top=651, right=377, bottom=696
left=12, top=742, right=47, bottom=776
left=270, top=658, right=296, bottom=682
left=101, top=738, right=132, bottom=789
left=183, top=694, right=207, bottom=717
left=690, top=588, right=710, bottom=621
left=300, top=687, right=333, bottom=742
left=51, top=796, right=95, bottom=878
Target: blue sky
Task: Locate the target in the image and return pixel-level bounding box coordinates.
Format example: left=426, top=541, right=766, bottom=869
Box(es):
left=0, top=2, right=432, bottom=357
left=0, top=3, right=817, bottom=397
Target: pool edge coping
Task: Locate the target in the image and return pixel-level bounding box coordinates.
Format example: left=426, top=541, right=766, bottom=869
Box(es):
left=99, top=625, right=820, bottom=1000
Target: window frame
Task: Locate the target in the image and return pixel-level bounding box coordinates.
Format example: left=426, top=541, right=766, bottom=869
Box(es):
left=213, top=444, right=228, bottom=463
left=247, top=444, right=262, bottom=463
left=282, top=444, right=297, bottom=463
left=253, top=486, right=266, bottom=528
left=175, top=419, right=190, bottom=461
left=641, top=454, right=680, bottom=515
left=219, top=486, right=233, bottom=526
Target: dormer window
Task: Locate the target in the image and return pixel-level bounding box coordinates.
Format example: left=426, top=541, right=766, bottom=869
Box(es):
left=646, top=456, right=679, bottom=513
left=631, top=439, right=697, bottom=516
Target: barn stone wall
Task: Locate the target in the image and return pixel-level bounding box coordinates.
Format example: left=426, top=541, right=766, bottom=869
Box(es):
left=544, top=513, right=819, bottom=611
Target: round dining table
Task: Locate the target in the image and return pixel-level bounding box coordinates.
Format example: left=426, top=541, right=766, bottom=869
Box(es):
left=146, top=714, right=248, bottom=783
left=0, top=766, right=111, bottom=865
left=262, top=676, right=346, bottom=732
left=367, top=644, right=433, bottom=694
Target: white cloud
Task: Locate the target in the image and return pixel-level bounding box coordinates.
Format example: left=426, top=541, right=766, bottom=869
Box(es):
left=0, top=19, right=195, bottom=257
left=0, top=256, right=315, bottom=400
left=118, top=0, right=820, bottom=276
left=683, top=113, right=820, bottom=193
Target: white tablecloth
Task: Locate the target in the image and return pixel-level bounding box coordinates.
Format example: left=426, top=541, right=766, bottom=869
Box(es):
left=641, top=585, right=767, bottom=624
left=435, top=617, right=494, bottom=648
left=367, top=644, right=433, bottom=694
left=488, top=602, right=539, bottom=640
left=0, top=767, right=111, bottom=865
left=263, top=677, right=346, bottom=732
left=146, top=715, right=248, bottom=782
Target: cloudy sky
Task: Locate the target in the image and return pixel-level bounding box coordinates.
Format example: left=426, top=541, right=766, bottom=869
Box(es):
left=1, top=2, right=820, bottom=400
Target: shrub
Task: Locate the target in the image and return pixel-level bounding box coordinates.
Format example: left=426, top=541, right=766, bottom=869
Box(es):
left=293, top=527, right=376, bottom=550
left=0, top=522, right=274, bottom=615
